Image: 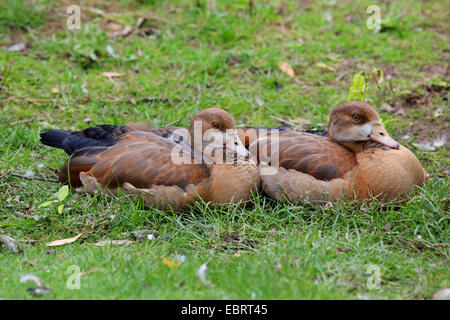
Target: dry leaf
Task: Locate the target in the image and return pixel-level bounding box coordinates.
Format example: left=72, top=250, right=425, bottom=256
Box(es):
left=106, top=22, right=123, bottom=31
left=101, top=72, right=124, bottom=78
left=433, top=132, right=447, bottom=148
left=381, top=103, right=393, bottom=113
left=197, top=263, right=210, bottom=285
left=51, top=87, right=60, bottom=94
left=394, top=107, right=406, bottom=115
left=279, top=61, right=295, bottom=78
left=433, top=288, right=450, bottom=300
left=0, top=234, right=21, bottom=253
left=111, top=25, right=133, bottom=38
left=163, top=257, right=180, bottom=269
left=92, top=240, right=134, bottom=247
left=20, top=274, right=44, bottom=287
left=316, top=62, right=336, bottom=72
left=254, top=95, right=264, bottom=107
left=45, top=233, right=82, bottom=247
left=7, top=42, right=26, bottom=52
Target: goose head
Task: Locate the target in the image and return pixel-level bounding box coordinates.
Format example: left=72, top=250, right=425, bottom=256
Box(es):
left=327, top=101, right=399, bottom=151
left=188, top=108, right=249, bottom=162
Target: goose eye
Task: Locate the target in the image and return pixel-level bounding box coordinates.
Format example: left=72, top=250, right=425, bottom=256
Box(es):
left=352, top=114, right=361, bottom=121
left=212, top=122, right=222, bottom=129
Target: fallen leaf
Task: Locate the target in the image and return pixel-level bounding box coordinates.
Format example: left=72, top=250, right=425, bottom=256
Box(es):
left=413, top=141, right=435, bottom=151
left=51, top=87, right=60, bottom=94
left=27, top=287, right=51, bottom=297
left=45, top=233, right=82, bottom=247
left=433, top=132, right=447, bottom=148
left=316, top=62, right=336, bottom=72
left=0, top=234, right=21, bottom=253
left=111, top=25, right=133, bottom=38
left=81, top=82, right=89, bottom=94
left=105, top=22, right=123, bottom=31
left=100, top=72, right=124, bottom=78
left=163, top=257, right=180, bottom=269
left=394, top=107, right=405, bottom=115
left=20, top=274, right=44, bottom=287
left=279, top=61, right=295, bottom=78
left=413, top=133, right=447, bottom=152
left=106, top=45, right=119, bottom=58
left=92, top=240, right=134, bottom=247
left=7, top=42, right=26, bottom=52
left=197, top=263, right=210, bottom=285
left=381, top=103, right=394, bottom=113
left=254, top=95, right=264, bottom=107
left=433, top=288, right=450, bottom=300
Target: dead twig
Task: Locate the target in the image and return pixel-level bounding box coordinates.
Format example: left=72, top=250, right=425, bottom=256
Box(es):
left=9, top=173, right=59, bottom=183
left=163, top=119, right=181, bottom=127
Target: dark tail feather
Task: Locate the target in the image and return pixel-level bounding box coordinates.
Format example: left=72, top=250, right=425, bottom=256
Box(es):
left=40, top=129, right=72, bottom=152
left=40, top=129, right=115, bottom=155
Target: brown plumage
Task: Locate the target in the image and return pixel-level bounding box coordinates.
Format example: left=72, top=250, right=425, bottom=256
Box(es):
left=44, top=108, right=260, bottom=210
left=238, top=101, right=428, bottom=202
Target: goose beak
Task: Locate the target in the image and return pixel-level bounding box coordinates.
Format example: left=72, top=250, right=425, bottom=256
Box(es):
left=226, top=132, right=249, bottom=157
left=369, top=124, right=400, bottom=149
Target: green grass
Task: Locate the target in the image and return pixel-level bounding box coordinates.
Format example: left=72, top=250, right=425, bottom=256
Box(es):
left=0, top=0, right=448, bottom=299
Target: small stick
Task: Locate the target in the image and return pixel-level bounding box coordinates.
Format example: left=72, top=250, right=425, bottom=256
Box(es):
left=163, top=119, right=180, bottom=127
left=9, top=173, right=59, bottom=183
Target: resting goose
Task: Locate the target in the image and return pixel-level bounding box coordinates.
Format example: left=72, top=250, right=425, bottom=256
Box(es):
left=237, top=101, right=428, bottom=202
left=40, top=108, right=260, bottom=209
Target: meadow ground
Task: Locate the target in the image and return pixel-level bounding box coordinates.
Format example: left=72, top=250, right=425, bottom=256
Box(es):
left=0, top=0, right=448, bottom=299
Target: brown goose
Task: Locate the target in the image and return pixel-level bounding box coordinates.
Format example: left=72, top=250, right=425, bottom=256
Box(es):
left=237, top=101, right=428, bottom=202
left=41, top=108, right=260, bottom=209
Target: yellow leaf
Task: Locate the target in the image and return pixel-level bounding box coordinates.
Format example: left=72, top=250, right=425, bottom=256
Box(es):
left=163, top=257, right=180, bottom=269
left=316, top=62, right=336, bottom=72
left=51, top=87, right=60, bottom=93
left=279, top=61, right=295, bottom=78
left=45, top=233, right=82, bottom=247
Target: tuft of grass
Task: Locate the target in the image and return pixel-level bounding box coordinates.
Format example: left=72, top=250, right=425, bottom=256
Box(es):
left=0, top=0, right=51, bottom=32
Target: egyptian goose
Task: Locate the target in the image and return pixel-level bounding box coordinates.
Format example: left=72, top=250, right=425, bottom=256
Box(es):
left=237, top=101, right=428, bottom=202
left=40, top=108, right=260, bottom=210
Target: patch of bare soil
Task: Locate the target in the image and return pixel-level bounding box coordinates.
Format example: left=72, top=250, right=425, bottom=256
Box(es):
left=389, top=84, right=450, bottom=153
left=214, top=232, right=259, bottom=252
left=389, top=84, right=449, bottom=110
